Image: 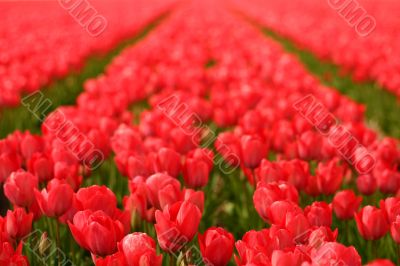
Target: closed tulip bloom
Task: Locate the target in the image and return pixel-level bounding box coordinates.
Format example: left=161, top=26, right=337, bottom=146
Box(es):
left=310, top=242, right=361, bottom=266
left=355, top=206, right=389, bottom=240
left=4, top=170, right=38, bottom=207
left=0, top=153, right=20, bottom=183
left=120, top=233, right=162, bottom=266
left=5, top=208, right=33, bottom=240
left=380, top=197, right=400, bottom=222
left=304, top=202, right=332, bottom=227
left=376, top=169, right=400, bottom=194
left=35, top=179, right=74, bottom=217
left=356, top=174, right=377, bottom=195
left=271, top=250, right=302, bottom=266
left=183, top=156, right=210, bottom=188
left=390, top=215, right=400, bottom=243
left=154, top=148, right=181, bottom=178
left=253, top=182, right=299, bottom=222
left=240, top=135, right=268, bottom=169
left=76, top=185, right=118, bottom=217
left=198, top=227, right=234, bottom=266
left=94, top=251, right=127, bottom=266
left=268, top=200, right=302, bottom=226
left=68, top=210, right=124, bottom=256
left=332, top=190, right=362, bottom=220
left=315, top=159, right=346, bottom=195
left=155, top=201, right=201, bottom=252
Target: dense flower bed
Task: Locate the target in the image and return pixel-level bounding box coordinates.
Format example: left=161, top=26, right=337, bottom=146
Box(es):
left=230, top=0, right=400, bottom=100
left=0, top=0, right=399, bottom=265
left=0, top=0, right=176, bottom=108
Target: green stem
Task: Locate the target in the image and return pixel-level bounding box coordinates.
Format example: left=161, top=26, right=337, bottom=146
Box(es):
left=55, top=221, right=61, bottom=266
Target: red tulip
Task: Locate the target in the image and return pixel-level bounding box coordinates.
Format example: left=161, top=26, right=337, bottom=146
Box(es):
left=0, top=242, right=29, bottom=265
left=365, top=259, right=396, bottom=266
left=198, top=227, right=234, bottom=266
left=315, top=158, right=346, bottom=195
left=332, top=190, right=362, bottom=220
left=183, top=149, right=214, bottom=188
left=355, top=206, right=389, bottom=240
left=5, top=208, right=33, bottom=240
left=155, top=200, right=201, bottom=252
left=120, top=233, right=162, bottom=266
left=310, top=242, right=361, bottom=266
left=271, top=250, right=302, bottom=266
left=356, top=174, right=377, bottom=195
left=76, top=185, right=118, bottom=217
left=68, top=210, right=124, bottom=256
left=304, top=202, right=332, bottom=227
left=240, top=135, right=268, bottom=169
left=4, top=170, right=38, bottom=207
left=253, top=182, right=299, bottom=222
left=145, top=173, right=181, bottom=210
left=380, top=197, right=400, bottom=222
left=27, top=153, right=53, bottom=182
left=35, top=179, right=74, bottom=217
left=0, top=153, right=20, bottom=183
left=94, top=251, right=127, bottom=266
left=255, top=159, right=286, bottom=184
left=153, top=148, right=181, bottom=178
left=390, top=215, right=400, bottom=243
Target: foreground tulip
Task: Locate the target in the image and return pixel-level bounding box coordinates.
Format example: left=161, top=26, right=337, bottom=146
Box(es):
left=310, top=242, right=361, bottom=266
left=198, top=227, right=234, bottom=266
left=120, top=233, right=162, bottom=266
left=35, top=179, right=74, bottom=217
left=271, top=250, right=302, bottom=266
left=155, top=200, right=201, bottom=252
left=68, top=210, right=124, bottom=256
left=4, top=170, right=38, bottom=207
left=332, top=190, right=362, bottom=220
left=5, top=208, right=33, bottom=240
left=355, top=206, right=389, bottom=240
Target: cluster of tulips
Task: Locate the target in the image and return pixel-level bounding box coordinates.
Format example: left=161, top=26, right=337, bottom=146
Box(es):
left=0, top=0, right=175, bottom=108
left=1, top=0, right=400, bottom=265
left=230, top=0, right=400, bottom=99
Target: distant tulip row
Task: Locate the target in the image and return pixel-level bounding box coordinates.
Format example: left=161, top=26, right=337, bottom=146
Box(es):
left=231, top=0, right=400, bottom=99
left=0, top=0, right=175, bottom=108
left=1, top=0, right=400, bottom=265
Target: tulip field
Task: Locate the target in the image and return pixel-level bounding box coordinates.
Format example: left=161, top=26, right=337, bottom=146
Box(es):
left=1, top=0, right=400, bottom=265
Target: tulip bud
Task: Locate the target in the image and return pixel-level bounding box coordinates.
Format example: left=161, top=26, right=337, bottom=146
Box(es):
left=240, top=135, right=268, bottom=169
left=355, top=206, right=389, bottom=240
left=332, top=190, right=362, bottom=220
left=356, top=174, right=377, bottom=195
left=155, top=201, right=201, bottom=252
left=198, top=227, right=234, bottom=266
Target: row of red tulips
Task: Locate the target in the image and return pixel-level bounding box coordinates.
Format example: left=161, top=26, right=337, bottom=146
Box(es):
left=0, top=0, right=176, bottom=108
left=230, top=0, right=400, bottom=100
left=1, top=0, right=400, bottom=265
